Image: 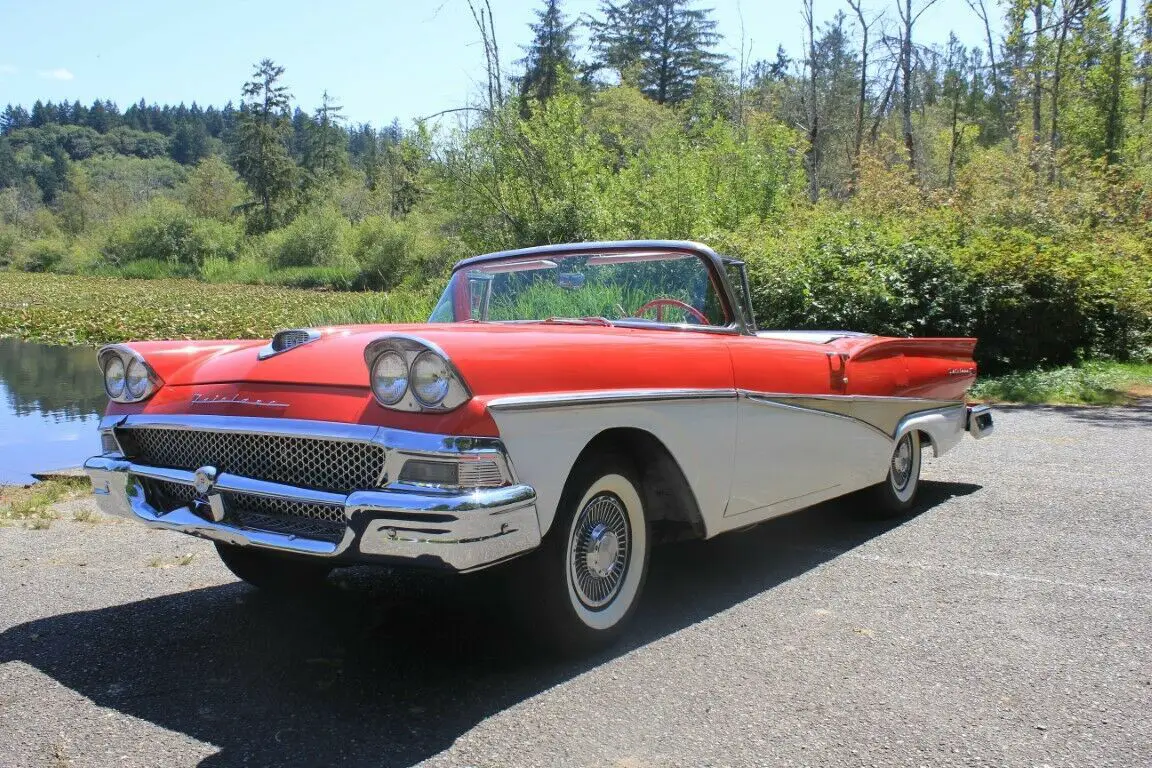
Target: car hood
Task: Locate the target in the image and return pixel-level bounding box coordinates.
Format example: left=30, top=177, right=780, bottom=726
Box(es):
left=129, top=323, right=736, bottom=398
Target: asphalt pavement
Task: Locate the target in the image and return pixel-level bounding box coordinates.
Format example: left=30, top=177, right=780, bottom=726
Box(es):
left=0, top=404, right=1149, bottom=767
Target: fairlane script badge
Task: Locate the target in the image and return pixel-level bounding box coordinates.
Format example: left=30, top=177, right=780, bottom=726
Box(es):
left=190, top=393, right=289, bottom=408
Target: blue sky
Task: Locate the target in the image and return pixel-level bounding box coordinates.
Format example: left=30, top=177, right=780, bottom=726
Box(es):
left=0, top=0, right=985, bottom=128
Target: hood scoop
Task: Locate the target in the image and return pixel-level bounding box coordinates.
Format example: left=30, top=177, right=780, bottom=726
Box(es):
left=257, top=328, right=321, bottom=360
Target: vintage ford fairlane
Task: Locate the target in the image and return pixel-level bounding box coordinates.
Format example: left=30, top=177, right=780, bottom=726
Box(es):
left=84, top=240, right=993, bottom=650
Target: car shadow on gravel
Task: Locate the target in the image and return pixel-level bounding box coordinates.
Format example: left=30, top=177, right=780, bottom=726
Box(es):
left=0, top=480, right=979, bottom=768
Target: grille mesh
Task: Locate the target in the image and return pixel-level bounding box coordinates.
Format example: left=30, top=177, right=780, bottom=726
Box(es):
left=144, top=479, right=346, bottom=543
left=273, top=329, right=312, bottom=352
left=120, top=428, right=385, bottom=493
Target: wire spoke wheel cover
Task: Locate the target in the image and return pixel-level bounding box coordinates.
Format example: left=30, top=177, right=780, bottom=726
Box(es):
left=885, top=430, right=921, bottom=506
left=569, top=493, right=631, bottom=609
left=890, top=433, right=914, bottom=491
left=561, top=470, right=648, bottom=633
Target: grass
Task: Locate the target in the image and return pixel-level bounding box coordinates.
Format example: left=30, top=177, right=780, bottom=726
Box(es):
left=970, top=361, right=1152, bottom=405
left=0, top=477, right=90, bottom=529
left=0, top=271, right=435, bottom=346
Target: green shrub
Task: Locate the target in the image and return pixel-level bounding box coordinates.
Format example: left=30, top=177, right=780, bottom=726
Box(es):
left=746, top=211, right=1152, bottom=374
left=267, top=206, right=353, bottom=270
left=0, top=228, right=17, bottom=268
left=100, top=199, right=242, bottom=269
left=19, top=238, right=71, bottom=272
left=351, top=216, right=408, bottom=290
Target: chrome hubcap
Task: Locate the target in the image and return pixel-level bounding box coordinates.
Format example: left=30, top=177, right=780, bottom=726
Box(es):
left=891, top=435, right=914, bottom=491
left=570, top=493, right=631, bottom=608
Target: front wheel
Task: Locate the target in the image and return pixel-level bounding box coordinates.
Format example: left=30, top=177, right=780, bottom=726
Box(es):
left=515, top=453, right=650, bottom=654
left=214, top=543, right=333, bottom=593
left=867, top=430, right=923, bottom=517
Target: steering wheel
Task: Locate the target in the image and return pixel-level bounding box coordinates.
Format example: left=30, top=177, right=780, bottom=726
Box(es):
left=633, top=298, right=710, bottom=325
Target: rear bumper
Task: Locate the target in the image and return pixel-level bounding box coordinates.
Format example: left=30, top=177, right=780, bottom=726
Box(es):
left=966, top=404, right=994, bottom=439
left=83, top=418, right=542, bottom=573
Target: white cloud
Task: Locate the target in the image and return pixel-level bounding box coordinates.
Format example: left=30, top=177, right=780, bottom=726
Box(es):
left=38, top=68, right=74, bottom=81
left=0, top=65, right=18, bottom=75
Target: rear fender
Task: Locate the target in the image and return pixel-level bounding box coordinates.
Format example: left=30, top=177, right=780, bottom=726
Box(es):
left=845, top=338, right=978, bottom=400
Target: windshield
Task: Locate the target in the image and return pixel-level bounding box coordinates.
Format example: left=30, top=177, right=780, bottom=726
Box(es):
left=429, top=250, right=730, bottom=327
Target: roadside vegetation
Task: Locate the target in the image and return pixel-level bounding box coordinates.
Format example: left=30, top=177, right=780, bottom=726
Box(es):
left=1, top=0, right=1150, bottom=380
left=0, top=477, right=90, bottom=528
left=971, top=362, right=1152, bottom=405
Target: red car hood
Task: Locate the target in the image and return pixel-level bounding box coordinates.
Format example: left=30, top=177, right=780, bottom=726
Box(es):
left=128, top=323, right=736, bottom=397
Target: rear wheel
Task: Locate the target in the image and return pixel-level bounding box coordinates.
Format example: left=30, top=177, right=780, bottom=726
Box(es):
left=515, top=453, right=650, bottom=654
left=214, top=543, right=333, bottom=593
left=867, top=431, right=922, bottom=517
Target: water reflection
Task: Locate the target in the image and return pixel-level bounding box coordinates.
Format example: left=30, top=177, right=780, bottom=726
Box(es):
left=0, top=339, right=106, bottom=484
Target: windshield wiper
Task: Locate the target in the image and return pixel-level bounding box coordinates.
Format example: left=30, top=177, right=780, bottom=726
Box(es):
left=540, top=316, right=614, bottom=326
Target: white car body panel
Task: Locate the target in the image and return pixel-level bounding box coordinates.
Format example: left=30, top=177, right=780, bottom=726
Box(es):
left=488, top=396, right=738, bottom=538
left=491, top=391, right=972, bottom=540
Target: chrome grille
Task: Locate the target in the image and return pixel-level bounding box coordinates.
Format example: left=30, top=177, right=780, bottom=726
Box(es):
left=143, top=479, right=346, bottom=543
left=119, top=428, right=386, bottom=493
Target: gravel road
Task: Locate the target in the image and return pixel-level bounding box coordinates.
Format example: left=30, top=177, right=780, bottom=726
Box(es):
left=1, top=404, right=1149, bottom=768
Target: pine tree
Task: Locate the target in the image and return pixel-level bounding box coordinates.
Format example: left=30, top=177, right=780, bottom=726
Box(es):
left=0, top=105, right=30, bottom=134
left=233, top=59, right=297, bottom=232
left=590, top=0, right=725, bottom=105
left=170, top=121, right=211, bottom=165
left=518, top=0, right=578, bottom=113
left=303, top=91, right=349, bottom=179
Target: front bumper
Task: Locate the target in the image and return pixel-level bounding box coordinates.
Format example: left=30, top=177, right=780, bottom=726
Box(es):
left=83, top=417, right=541, bottom=572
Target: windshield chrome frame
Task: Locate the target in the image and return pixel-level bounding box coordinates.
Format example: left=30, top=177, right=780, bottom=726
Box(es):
left=447, top=240, right=754, bottom=336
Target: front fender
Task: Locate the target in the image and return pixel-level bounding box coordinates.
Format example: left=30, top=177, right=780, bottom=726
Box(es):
left=484, top=391, right=737, bottom=538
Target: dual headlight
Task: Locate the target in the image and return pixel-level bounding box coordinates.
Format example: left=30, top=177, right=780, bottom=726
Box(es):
left=366, top=338, right=470, bottom=412
left=98, top=346, right=162, bottom=403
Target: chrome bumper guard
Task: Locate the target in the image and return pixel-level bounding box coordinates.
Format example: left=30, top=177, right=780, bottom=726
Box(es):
left=83, top=417, right=542, bottom=573
left=966, top=404, right=994, bottom=439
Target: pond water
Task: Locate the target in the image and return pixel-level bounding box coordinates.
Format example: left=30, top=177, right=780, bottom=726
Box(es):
left=0, top=339, right=106, bottom=485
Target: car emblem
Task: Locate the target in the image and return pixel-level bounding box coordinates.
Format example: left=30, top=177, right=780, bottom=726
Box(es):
left=193, top=466, right=218, bottom=496
left=190, top=393, right=289, bottom=408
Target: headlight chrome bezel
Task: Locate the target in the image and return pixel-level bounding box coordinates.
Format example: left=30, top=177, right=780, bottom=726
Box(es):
left=364, top=336, right=471, bottom=412
left=98, top=345, right=162, bottom=403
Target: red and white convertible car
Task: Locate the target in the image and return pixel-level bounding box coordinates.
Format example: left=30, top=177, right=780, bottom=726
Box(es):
left=85, top=241, right=993, bottom=650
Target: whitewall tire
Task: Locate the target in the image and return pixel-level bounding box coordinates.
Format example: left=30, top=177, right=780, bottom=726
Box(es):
left=868, top=430, right=922, bottom=517
left=515, top=452, right=650, bottom=653
left=564, top=473, right=648, bottom=632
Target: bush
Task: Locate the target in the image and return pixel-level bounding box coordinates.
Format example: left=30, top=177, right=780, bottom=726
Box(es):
left=351, top=216, right=408, bottom=290
left=266, top=206, right=353, bottom=270
left=100, top=199, right=242, bottom=269
left=0, top=227, right=16, bottom=268
left=18, top=238, right=71, bottom=272
left=746, top=210, right=1152, bottom=374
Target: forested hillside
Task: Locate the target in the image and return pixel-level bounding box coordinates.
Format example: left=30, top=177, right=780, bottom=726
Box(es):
left=1, top=0, right=1150, bottom=372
